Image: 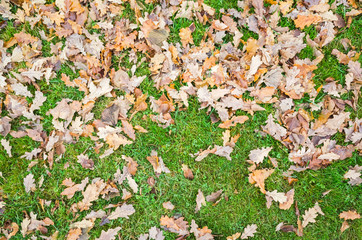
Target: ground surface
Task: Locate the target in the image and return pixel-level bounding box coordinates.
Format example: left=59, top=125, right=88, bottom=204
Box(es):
left=0, top=0, right=361, bottom=239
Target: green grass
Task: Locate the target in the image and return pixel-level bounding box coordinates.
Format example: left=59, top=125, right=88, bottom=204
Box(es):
left=0, top=0, right=361, bottom=239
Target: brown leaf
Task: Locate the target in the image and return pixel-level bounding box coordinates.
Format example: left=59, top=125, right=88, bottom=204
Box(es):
left=181, top=164, right=194, bottom=180
left=77, top=179, right=107, bottom=211
left=77, top=154, right=94, bottom=170
left=162, top=201, right=175, bottom=210
left=279, top=189, right=294, bottom=210
left=219, top=116, right=249, bottom=129
left=147, top=150, right=170, bottom=177
left=61, top=178, right=88, bottom=199
left=10, top=0, right=25, bottom=6
left=8, top=222, right=19, bottom=239
left=101, top=104, right=119, bottom=126
left=227, top=232, right=241, bottom=240
left=195, top=189, right=206, bottom=213
left=248, top=169, right=274, bottom=194
left=121, top=120, right=136, bottom=140
left=106, top=133, right=132, bottom=150
left=160, top=216, right=189, bottom=235
left=147, top=29, right=169, bottom=48
left=279, top=224, right=296, bottom=233
left=340, top=220, right=349, bottom=233
left=206, top=190, right=223, bottom=203
left=122, top=156, right=138, bottom=176
left=339, top=210, right=361, bottom=220
left=67, top=228, right=82, bottom=240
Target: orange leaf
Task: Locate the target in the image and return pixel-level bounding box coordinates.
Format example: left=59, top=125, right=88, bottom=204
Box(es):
left=294, top=14, right=322, bottom=29
left=179, top=27, right=193, bottom=48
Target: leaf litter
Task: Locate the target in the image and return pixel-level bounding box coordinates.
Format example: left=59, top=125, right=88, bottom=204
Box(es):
left=0, top=0, right=361, bottom=239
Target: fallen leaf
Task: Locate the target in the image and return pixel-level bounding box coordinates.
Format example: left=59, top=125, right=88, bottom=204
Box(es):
left=294, top=14, right=322, bottom=29
left=162, top=201, right=175, bottom=210
left=279, top=189, right=294, bottom=210
left=24, top=173, right=36, bottom=193
left=181, top=164, right=194, bottom=180
left=249, top=169, right=275, bottom=194
left=179, top=26, right=194, bottom=48
left=8, top=222, right=19, bottom=239
left=266, top=190, right=287, bottom=203
left=241, top=224, right=257, bottom=239
left=302, top=203, right=324, bottom=228
left=219, top=116, right=249, bottom=129
left=227, top=232, right=241, bottom=240
left=108, top=204, right=135, bottom=220
left=95, top=227, right=121, bottom=240
left=67, top=228, right=82, bottom=240
left=249, top=147, right=273, bottom=164
left=1, top=139, right=12, bottom=157
left=77, top=154, right=94, bottom=170
left=340, top=220, right=349, bottom=233
left=339, top=210, right=361, bottom=220
left=206, top=190, right=223, bottom=203
left=121, top=120, right=136, bottom=140
left=195, top=189, right=206, bottom=213
left=147, top=150, right=170, bottom=177
left=160, top=215, right=189, bottom=235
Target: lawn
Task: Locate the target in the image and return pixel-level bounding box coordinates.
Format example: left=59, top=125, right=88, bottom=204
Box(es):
left=0, top=0, right=361, bottom=239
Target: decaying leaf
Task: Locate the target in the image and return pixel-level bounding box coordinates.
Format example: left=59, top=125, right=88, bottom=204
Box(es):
left=160, top=215, right=189, bottom=235
left=340, top=220, right=349, bottom=233
left=206, top=190, right=223, bottom=203
left=162, top=201, right=175, bottom=210
left=249, top=169, right=275, bottom=194
left=279, top=189, right=294, bottom=210
left=24, top=173, right=36, bottom=193
left=1, top=139, right=12, bottom=157
left=339, top=210, right=361, bottom=220
left=181, top=164, right=194, bottom=180
left=302, top=202, right=324, bottom=228
left=241, top=224, right=257, bottom=239
left=108, top=204, right=135, bottom=220
left=344, top=165, right=362, bottom=186
left=249, top=147, right=273, bottom=164
left=179, top=26, right=194, bottom=47
left=294, top=14, right=322, bottom=29
left=266, top=190, right=287, bottom=204
left=67, top=228, right=82, bottom=240
left=195, top=189, right=206, bottom=213
left=95, top=227, right=121, bottom=240
left=147, top=150, right=170, bottom=177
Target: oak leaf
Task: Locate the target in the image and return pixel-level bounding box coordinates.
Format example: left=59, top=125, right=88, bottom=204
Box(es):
left=95, top=227, right=121, bottom=240
left=294, top=14, right=322, bottom=29
left=108, top=204, right=135, bottom=220
left=249, top=147, right=272, bottom=164
left=339, top=210, right=360, bottom=220
left=24, top=173, right=35, bottom=193
left=195, top=189, right=206, bottom=213
left=241, top=224, right=257, bottom=239
left=162, top=201, right=175, bottom=210
left=248, top=169, right=274, bottom=194
left=179, top=27, right=194, bottom=48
